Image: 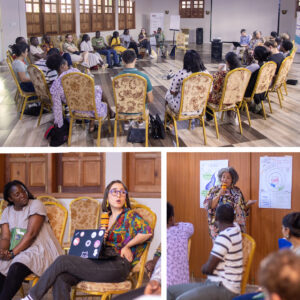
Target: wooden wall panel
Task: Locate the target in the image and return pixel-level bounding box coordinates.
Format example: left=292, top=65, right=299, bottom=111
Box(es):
left=167, top=152, right=300, bottom=283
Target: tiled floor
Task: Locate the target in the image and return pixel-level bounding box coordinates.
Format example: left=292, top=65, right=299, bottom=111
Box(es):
left=1, top=43, right=299, bottom=147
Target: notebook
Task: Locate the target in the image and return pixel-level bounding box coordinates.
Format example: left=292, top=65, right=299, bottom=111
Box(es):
left=10, top=228, right=27, bottom=250
left=232, top=42, right=241, bottom=47
left=69, top=229, right=105, bottom=259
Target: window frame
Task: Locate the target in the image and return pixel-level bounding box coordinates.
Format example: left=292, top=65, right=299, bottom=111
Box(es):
left=179, top=0, right=205, bottom=19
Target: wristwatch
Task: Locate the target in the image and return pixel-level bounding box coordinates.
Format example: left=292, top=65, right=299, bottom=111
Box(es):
left=9, top=250, right=15, bottom=259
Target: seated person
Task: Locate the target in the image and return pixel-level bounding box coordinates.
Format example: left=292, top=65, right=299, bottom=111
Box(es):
left=165, top=50, right=209, bottom=114
left=233, top=29, right=251, bottom=55
left=110, top=31, right=127, bottom=53
left=120, top=29, right=140, bottom=58
left=0, top=180, right=63, bottom=300
left=138, top=28, right=153, bottom=58
left=80, top=34, right=104, bottom=68
left=265, top=40, right=284, bottom=74
left=91, top=31, right=120, bottom=68
left=41, top=34, right=54, bottom=53
left=244, top=46, right=272, bottom=114
left=280, top=40, right=294, bottom=57
left=167, top=202, right=194, bottom=287
left=29, top=37, right=47, bottom=63
left=280, top=33, right=290, bottom=42
left=155, top=27, right=167, bottom=58
left=243, top=30, right=265, bottom=65
left=21, top=180, right=152, bottom=300
left=11, top=42, right=35, bottom=92
left=46, top=54, right=108, bottom=133
left=117, top=50, right=153, bottom=129
left=167, top=204, right=243, bottom=300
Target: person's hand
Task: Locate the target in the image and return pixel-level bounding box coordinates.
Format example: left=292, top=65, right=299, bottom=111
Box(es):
left=0, top=250, right=11, bottom=260
left=246, top=200, right=257, bottom=207
left=144, top=280, right=161, bottom=295
left=218, top=187, right=226, bottom=197
left=145, top=260, right=156, bottom=277
left=120, top=246, right=133, bottom=262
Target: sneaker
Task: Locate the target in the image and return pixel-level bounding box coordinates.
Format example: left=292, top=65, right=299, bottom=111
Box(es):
left=149, top=55, right=155, bottom=59
left=81, top=62, right=89, bottom=68
left=228, top=113, right=239, bottom=126
left=113, top=63, right=122, bottom=67
left=108, top=64, right=114, bottom=69
left=88, top=72, right=94, bottom=78
left=123, top=121, right=134, bottom=131
left=21, top=296, right=34, bottom=300
left=137, top=121, right=145, bottom=128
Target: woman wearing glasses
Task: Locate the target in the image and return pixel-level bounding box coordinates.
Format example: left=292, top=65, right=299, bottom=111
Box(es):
left=21, top=180, right=152, bottom=300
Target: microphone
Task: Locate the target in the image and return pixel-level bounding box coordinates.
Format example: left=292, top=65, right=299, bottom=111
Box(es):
left=100, top=212, right=109, bottom=230
left=221, top=183, right=227, bottom=190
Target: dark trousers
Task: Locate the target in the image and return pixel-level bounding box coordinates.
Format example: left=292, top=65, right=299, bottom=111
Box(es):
left=29, top=255, right=132, bottom=300
left=140, top=40, right=152, bottom=54
left=97, top=49, right=119, bottom=66
left=62, top=53, right=72, bottom=66
left=128, top=42, right=139, bottom=57
left=20, top=81, right=35, bottom=92
left=0, top=262, right=32, bottom=300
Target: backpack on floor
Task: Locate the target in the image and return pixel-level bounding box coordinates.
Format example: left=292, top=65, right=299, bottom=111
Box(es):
left=45, top=120, right=69, bottom=147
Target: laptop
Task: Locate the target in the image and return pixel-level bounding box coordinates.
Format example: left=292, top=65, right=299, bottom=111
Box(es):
left=69, top=229, right=105, bottom=259
left=232, top=42, right=241, bottom=47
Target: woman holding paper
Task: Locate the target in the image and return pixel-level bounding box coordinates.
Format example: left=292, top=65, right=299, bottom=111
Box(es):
left=0, top=180, right=62, bottom=300
left=21, top=180, right=152, bottom=300
left=204, top=167, right=256, bottom=239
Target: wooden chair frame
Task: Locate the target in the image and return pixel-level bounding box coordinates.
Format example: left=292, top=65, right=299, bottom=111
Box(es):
left=206, top=68, right=252, bottom=139
left=164, top=72, right=213, bottom=146
left=112, top=73, right=149, bottom=147
left=242, top=61, right=277, bottom=126
left=61, top=72, right=111, bottom=146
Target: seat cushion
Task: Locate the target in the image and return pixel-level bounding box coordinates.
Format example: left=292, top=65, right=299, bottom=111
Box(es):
left=76, top=280, right=132, bottom=293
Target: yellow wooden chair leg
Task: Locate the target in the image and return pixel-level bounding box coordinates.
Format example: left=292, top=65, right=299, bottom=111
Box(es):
left=114, top=119, right=117, bottom=147
left=68, top=118, right=73, bottom=146
left=236, top=108, right=243, bottom=135
left=266, top=93, right=273, bottom=113
left=71, top=287, right=76, bottom=300
left=276, top=90, right=283, bottom=108
left=213, top=112, right=219, bottom=139
left=201, top=116, right=207, bottom=145
left=221, top=111, right=225, bottom=122
left=19, top=285, right=25, bottom=298
left=14, top=90, right=19, bottom=103
left=20, top=96, right=28, bottom=120
left=261, top=101, right=267, bottom=120
left=97, top=118, right=102, bottom=146
left=107, top=114, right=112, bottom=134
left=145, top=117, right=149, bottom=147
left=283, top=81, right=288, bottom=95
left=188, top=119, right=192, bottom=130
left=173, top=118, right=179, bottom=147
left=164, top=111, right=168, bottom=130
left=119, top=120, right=123, bottom=134
left=279, top=87, right=284, bottom=103
left=244, top=101, right=251, bottom=127
left=37, top=102, right=44, bottom=127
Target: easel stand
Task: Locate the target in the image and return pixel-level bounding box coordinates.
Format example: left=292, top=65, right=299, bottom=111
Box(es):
left=170, top=29, right=179, bottom=46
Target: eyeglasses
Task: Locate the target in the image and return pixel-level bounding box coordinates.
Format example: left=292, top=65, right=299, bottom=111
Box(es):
left=109, top=189, right=127, bottom=197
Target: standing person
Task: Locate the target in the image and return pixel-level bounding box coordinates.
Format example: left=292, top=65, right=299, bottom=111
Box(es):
left=0, top=180, right=63, bottom=300
left=168, top=204, right=243, bottom=300
left=92, top=31, right=120, bottom=68
left=138, top=28, right=153, bottom=58
left=204, top=167, right=256, bottom=240
left=21, top=180, right=152, bottom=300
left=167, top=202, right=194, bottom=287
left=29, top=37, right=47, bottom=63
left=120, top=29, right=140, bottom=58
left=80, top=34, right=104, bottom=68
left=155, top=27, right=167, bottom=58
left=110, top=31, right=127, bottom=53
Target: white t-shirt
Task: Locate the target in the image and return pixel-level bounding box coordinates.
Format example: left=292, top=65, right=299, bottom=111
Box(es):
left=209, top=223, right=243, bottom=294
left=80, top=40, right=93, bottom=52
left=29, top=45, right=44, bottom=62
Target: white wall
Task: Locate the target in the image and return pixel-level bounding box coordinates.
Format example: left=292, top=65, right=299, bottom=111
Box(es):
left=58, top=152, right=161, bottom=261
left=280, top=0, right=297, bottom=39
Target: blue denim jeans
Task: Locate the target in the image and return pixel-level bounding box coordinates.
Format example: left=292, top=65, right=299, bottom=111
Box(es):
left=97, top=49, right=119, bottom=66
left=167, top=280, right=239, bottom=300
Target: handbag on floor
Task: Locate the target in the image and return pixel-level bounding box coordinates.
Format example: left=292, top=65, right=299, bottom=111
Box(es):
left=127, top=127, right=146, bottom=143
left=150, top=114, right=165, bottom=139
left=45, top=119, right=69, bottom=147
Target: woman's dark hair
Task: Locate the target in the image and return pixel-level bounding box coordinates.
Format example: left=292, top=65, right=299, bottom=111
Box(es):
left=225, top=52, right=241, bottom=70
left=282, top=213, right=300, bottom=238
left=265, top=40, right=277, bottom=48
left=46, top=54, right=67, bottom=72
left=270, top=31, right=278, bottom=38
left=3, top=180, right=34, bottom=206
left=15, top=36, right=26, bottom=44
left=101, top=180, right=131, bottom=213
left=65, top=33, right=72, bottom=39
left=254, top=46, right=271, bottom=64
left=218, top=167, right=239, bottom=185
left=11, top=42, right=29, bottom=57
left=81, top=34, right=90, bottom=43
left=183, top=50, right=206, bottom=73
left=167, top=202, right=174, bottom=224
left=282, top=40, right=293, bottom=52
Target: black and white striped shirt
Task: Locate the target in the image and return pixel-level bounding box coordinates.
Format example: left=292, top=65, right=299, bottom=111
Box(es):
left=35, top=59, right=58, bottom=84
left=209, top=223, right=243, bottom=294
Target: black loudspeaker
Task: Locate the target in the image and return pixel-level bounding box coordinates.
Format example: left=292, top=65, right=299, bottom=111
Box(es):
left=196, top=28, right=203, bottom=45
left=211, top=41, right=223, bottom=60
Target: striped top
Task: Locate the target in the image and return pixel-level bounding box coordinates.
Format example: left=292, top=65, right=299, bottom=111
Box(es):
left=209, top=223, right=243, bottom=294
left=35, top=59, right=58, bottom=84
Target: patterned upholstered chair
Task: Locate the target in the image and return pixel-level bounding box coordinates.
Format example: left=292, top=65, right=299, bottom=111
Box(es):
left=112, top=73, right=149, bottom=147
left=206, top=68, right=252, bottom=139
left=61, top=72, right=111, bottom=146
left=165, top=72, right=213, bottom=146
left=27, top=64, right=53, bottom=126
left=71, top=203, right=157, bottom=300
left=0, top=199, right=8, bottom=220
left=6, top=58, right=38, bottom=120
left=64, top=197, right=101, bottom=250
left=241, top=233, right=256, bottom=294
left=242, top=61, right=277, bottom=125
left=37, top=195, right=61, bottom=204
left=268, top=56, right=293, bottom=109
left=176, top=32, right=189, bottom=53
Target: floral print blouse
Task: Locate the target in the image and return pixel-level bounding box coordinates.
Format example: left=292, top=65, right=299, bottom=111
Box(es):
left=106, top=208, right=152, bottom=266
left=50, top=67, right=107, bottom=128
left=204, top=185, right=249, bottom=239
left=208, top=70, right=227, bottom=105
